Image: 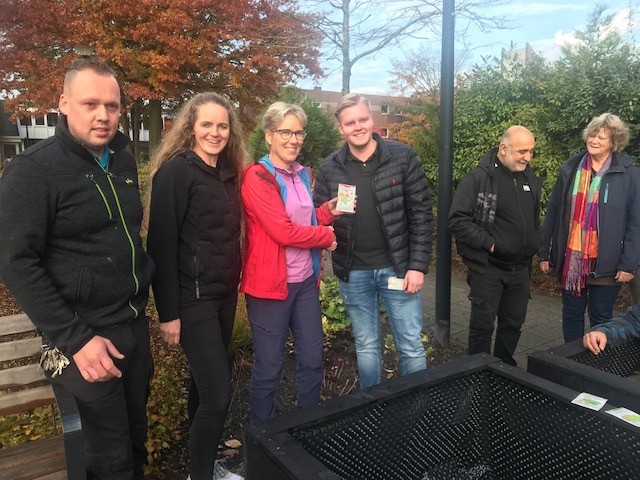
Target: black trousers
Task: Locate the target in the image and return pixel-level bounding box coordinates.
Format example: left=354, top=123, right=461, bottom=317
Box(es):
left=467, top=264, right=530, bottom=366
left=47, top=315, right=153, bottom=480
left=179, top=293, right=237, bottom=480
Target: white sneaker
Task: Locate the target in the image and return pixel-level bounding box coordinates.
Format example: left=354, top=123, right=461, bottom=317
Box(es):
left=213, top=460, right=244, bottom=480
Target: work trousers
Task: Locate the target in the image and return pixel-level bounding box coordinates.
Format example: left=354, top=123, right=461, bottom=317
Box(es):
left=246, top=275, right=323, bottom=424
left=47, top=315, right=153, bottom=480
left=467, top=264, right=530, bottom=366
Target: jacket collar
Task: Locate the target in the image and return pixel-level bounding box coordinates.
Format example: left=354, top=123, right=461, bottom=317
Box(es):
left=184, top=150, right=237, bottom=182
left=55, top=115, right=129, bottom=159
left=333, top=132, right=390, bottom=165
left=478, top=148, right=499, bottom=174
left=479, top=147, right=539, bottom=183
left=562, top=150, right=632, bottom=175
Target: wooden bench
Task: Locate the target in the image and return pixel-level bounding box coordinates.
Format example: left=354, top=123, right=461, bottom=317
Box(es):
left=0, top=313, right=85, bottom=480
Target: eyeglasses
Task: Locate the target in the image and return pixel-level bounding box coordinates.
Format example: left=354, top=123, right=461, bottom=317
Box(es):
left=273, top=129, right=307, bottom=141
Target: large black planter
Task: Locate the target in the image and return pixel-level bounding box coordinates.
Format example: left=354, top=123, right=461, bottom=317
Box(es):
left=245, top=354, right=640, bottom=480
left=528, top=338, right=640, bottom=414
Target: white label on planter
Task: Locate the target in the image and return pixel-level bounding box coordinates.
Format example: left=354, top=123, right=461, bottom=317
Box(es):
left=571, top=392, right=607, bottom=411
left=606, top=407, right=640, bottom=427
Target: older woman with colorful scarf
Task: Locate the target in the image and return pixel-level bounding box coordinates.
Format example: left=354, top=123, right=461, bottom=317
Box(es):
left=540, top=113, right=640, bottom=343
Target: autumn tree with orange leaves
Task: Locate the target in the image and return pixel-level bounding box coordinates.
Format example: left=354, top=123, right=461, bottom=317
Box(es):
left=0, top=0, right=321, bottom=156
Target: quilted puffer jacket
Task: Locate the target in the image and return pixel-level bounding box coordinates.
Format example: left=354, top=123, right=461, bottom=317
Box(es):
left=313, top=133, right=433, bottom=281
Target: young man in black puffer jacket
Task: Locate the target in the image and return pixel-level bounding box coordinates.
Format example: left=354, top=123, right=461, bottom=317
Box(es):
left=314, top=93, right=433, bottom=389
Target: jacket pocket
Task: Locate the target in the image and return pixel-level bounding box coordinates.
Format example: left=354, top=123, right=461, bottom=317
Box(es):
left=75, top=267, right=91, bottom=312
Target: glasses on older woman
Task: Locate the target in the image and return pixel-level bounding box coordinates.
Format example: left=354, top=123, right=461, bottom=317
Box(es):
left=272, top=129, right=307, bottom=141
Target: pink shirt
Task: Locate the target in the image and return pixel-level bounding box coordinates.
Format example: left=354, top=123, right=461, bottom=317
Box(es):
left=275, top=163, right=314, bottom=283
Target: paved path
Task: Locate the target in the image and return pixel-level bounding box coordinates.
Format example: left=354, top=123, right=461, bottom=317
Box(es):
left=422, top=270, right=565, bottom=368
left=322, top=255, right=623, bottom=369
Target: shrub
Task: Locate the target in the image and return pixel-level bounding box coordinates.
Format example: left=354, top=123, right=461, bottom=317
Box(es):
left=230, top=295, right=252, bottom=361
left=320, top=276, right=350, bottom=332
left=0, top=406, right=58, bottom=449
left=144, top=301, right=189, bottom=473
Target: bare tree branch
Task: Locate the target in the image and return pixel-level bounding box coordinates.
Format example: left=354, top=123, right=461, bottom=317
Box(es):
left=301, top=0, right=512, bottom=94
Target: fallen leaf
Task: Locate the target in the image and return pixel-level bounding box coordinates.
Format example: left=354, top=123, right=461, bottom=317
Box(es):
left=224, top=439, right=242, bottom=449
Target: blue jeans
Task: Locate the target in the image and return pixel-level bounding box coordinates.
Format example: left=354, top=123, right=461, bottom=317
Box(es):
left=562, top=284, right=621, bottom=342
left=338, top=267, right=426, bottom=389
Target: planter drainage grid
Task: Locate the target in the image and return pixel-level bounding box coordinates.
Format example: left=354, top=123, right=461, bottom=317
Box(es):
left=291, top=369, right=639, bottom=479
left=528, top=338, right=640, bottom=418
left=566, top=338, right=640, bottom=377
left=245, top=356, right=640, bottom=480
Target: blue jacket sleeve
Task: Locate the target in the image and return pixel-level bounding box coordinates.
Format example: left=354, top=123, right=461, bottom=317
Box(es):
left=592, top=303, right=640, bottom=347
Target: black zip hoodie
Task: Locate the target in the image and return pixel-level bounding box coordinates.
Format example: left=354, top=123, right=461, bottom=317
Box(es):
left=0, top=116, right=154, bottom=355
left=490, top=158, right=540, bottom=267
left=448, top=148, right=542, bottom=274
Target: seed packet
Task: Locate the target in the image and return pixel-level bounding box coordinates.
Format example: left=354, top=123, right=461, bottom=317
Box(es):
left=571, top=392, right=608, bottom=411
left=606, top=407, right=640, bottom=427
left=337, top=183, right=356, bottom=213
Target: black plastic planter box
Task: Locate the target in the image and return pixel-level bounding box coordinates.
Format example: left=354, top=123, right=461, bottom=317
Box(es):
left=245, top=354, right=640, bottom=480
left=528, top=338, right=640, bottom=414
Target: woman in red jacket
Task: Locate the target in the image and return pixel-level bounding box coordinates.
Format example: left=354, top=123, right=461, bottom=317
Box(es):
left=241, top=101, right=343, bottom=424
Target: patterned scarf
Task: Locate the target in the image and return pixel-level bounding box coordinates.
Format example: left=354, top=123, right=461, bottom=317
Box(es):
left=561, top=153, right=611, bottom=295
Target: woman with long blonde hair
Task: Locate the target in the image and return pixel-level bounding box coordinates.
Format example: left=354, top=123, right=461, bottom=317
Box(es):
left=147, top=92, right=246, bottom=480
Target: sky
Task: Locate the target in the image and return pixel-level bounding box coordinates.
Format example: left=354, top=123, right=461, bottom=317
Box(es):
left=295, top=0, right=640, bottom=95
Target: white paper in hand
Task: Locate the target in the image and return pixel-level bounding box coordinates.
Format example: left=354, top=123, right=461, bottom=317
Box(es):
left=387, top=276, right=404, bottom=291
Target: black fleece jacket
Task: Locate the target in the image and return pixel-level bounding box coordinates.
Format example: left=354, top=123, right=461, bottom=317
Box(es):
left=0, top=117, right=154, bottom=355
left=313, top=133, right=433, bottom=281
left=448, top=148, right=542, bottom=274
left=147, top=151, right=241, bottom=323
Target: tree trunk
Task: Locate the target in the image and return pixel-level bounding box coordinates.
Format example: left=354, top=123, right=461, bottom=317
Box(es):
left=342, top=60, right=351, bottom=95
left=132, top=100, right=141, bottom=161
left=148, top=99, right=162, bottom=158
left=120, top=105, right=132, bottom=155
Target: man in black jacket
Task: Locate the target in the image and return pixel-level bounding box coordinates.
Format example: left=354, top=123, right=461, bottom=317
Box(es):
left=0, top=58, right=154, bottom=479
left=314, top=93, right=433, bottom=389
left=448, top=126, right=541, bottom=366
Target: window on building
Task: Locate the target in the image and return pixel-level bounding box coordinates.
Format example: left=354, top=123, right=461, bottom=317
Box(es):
left=394, top=106, right=404, bottom=115
left=47, top=112, right=58, bottom=126
left=313, top=102, right=321, bottom=108
left=380, top=104, right=389, bottom=114
left=35, top=116, right=45, bottom=126
left=380, top=128, right=389, bottom=138
left=19, top=117, right=32, bottom=127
